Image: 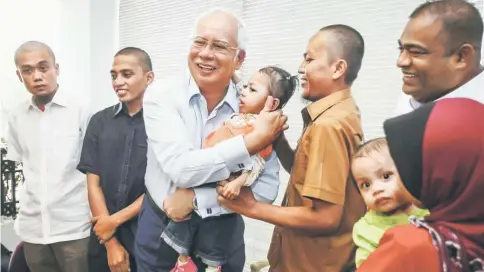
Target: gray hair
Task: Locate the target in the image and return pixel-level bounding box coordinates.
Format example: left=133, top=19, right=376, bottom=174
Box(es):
left=192, top=7, right=248, bottom=51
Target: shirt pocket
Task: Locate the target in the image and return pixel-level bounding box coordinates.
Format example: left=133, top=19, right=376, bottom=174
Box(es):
left=52, top=127, right=82, bottom=164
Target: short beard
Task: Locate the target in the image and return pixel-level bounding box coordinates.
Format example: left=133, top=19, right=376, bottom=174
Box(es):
left=300, top=96, right=312, bottom=105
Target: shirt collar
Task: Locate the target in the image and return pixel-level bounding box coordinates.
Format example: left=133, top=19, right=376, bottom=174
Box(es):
left=112, top=103, right=143, bottom=118
left=113, top=103, right=123, bottom=117
left=301, top=88, right=352, bottom=125
left=28, top=85, right=68, bottom=110
left=187, top=75, right=239, bottom=112
left=409, top=70, right=484, bottom=109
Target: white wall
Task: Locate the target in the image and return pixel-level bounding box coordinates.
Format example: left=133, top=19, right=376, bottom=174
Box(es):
left=0, top=0, right=119, bottom=138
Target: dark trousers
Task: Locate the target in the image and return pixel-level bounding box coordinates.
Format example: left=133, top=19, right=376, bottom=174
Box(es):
left=5, top=242, right=31, bottom=272
left=134, top=194, right=246, bottom=272
left=162, top=211, right=237, bottom=267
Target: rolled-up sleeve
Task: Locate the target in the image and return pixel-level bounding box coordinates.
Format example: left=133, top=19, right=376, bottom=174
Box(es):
left=143, top=83, right=252, bottom=189
left=194, top=151, right=280, bottom=218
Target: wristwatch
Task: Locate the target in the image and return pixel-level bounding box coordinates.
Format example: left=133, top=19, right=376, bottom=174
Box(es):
left=192, top=196, right=198, bottom=211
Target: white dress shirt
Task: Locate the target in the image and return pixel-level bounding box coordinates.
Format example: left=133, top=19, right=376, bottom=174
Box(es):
left=6, top=89, right=92, bottom=244
left=143, top=72, right=280, bottom=218
left=394, top=70, right=484, bottom=115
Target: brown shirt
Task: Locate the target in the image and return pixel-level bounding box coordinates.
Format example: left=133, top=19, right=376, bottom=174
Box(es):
left=268, top=89, right=366, bottom=272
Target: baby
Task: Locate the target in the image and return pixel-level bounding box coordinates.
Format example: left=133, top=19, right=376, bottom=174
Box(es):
left=164, top=66, right=298, bottom=272
left=351, top=137, right=429, bottom=268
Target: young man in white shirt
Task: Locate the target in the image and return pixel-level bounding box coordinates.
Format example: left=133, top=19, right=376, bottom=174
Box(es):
left=6, top=41, right=91, bottom=272
left=394, top=0, right=484, bottom=115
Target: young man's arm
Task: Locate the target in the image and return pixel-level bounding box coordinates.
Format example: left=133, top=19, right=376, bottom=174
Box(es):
left=99, top=194, right=145, bottom=230
left=273, top=132, right=295, bottom=173
left=88, top=174, right=144, bottom=243
left=218, top=121, right=350, bottom=235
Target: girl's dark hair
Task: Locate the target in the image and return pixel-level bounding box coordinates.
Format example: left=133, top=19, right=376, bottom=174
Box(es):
left=258, top=66, right=298, bottom=109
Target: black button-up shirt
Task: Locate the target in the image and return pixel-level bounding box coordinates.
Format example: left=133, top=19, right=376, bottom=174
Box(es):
left=77, top=103, right=147, bottom=253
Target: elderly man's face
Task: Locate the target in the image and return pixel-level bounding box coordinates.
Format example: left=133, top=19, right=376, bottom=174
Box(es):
left=188, top=13, right=244, bottom=90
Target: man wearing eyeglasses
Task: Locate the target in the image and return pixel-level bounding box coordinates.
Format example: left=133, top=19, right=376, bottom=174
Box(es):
left=134, top=7, right=287, bottom=272
left=393, top=0, right=484, bottom=116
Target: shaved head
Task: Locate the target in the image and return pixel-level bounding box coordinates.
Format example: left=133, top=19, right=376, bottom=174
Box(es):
left=115, top=47, right=153, bottom=73
left=14, top=41, right=56, bottom=66
left=318, top=25, right=365, bottom=85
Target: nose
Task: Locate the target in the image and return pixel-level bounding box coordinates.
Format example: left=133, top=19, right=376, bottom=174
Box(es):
left=397, top=50, right=411, bottom=68
left=113, top=77, right=124, bottom=88
left=199, top=45, right=214, bottom=59
left=239, top=86, right=248, bottom=97
left=33, top=69, right=43, bottom=81
left=372, top=182, right=385, bottom=196
left=298, top=61, right=306, bottom=75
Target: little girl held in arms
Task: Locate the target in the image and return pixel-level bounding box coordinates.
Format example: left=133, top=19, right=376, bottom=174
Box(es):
left=165, top=65, right=298, bottom=272
left=350, top=137, right=429, bottom=268
left=207, top=66, right=298, bottom=200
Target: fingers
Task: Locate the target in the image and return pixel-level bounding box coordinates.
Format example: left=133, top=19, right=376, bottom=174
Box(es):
left=110, top=263, right=122, bottom=272
left=262, top=96, right=275, bottom=112
left=122, top=254, right=130, bottom=272
left=89, top=216, right=99, bottom=223
left=172, top=216, right=191, bottom=223
left=218, top=180, right=229, bottom=187
left=215, top=183, right=224, bottom=195
left=221, top=190, right=231, bottom=200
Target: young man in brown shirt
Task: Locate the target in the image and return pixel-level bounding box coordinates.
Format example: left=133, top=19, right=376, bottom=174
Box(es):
left=217, top=25, right=366, bottom=272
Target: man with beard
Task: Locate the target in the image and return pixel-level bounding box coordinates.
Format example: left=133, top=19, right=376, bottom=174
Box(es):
left=6, top=41, right=91, bottom=272
left=217, top=25, right=367, bottom=272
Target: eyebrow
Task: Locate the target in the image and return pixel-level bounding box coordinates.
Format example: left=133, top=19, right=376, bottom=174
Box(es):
left=20, top=60, right=49, bottom=69
left=398, top=40, right=428, bottom=51
left=110, top=69, right=134, bottom=74
left=195, top=36, right=230, bottom=45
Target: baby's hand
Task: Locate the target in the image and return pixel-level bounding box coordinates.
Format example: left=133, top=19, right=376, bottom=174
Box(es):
left=222, top=182, right=242, bottom=200
left=227, top=175, right=238, bottom=182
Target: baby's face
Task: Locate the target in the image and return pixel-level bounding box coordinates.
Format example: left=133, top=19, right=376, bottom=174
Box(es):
left=352, top=148, right=411, bottom=214
left=239, top=72, right=271, bottom=114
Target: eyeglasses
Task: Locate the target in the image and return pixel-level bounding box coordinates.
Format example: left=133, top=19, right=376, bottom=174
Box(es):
left=191, top=37, right=238, bottom=55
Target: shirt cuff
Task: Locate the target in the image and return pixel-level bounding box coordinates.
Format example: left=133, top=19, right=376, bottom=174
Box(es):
left=217, top=135, right=252, bottom=172
left=193, top=187, right=234, bottom=218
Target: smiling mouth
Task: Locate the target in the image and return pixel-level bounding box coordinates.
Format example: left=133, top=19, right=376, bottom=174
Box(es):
left=300, top=77, right=308, bottom=85
left=197, top=64, right=216, bottom=71
left=402, top=72, right=417, bottom=78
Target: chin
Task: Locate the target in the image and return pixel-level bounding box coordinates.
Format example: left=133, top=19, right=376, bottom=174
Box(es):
left=402, top=85, right=421, bottom=97
left=118, top=96, right=132, bottom=103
